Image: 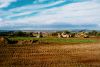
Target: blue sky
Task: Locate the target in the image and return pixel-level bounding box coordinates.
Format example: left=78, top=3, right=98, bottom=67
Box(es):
left=0, top=0, right=100, bottom=30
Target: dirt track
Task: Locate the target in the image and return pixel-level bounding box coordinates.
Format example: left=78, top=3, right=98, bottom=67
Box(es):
left=0, top=43, right=100, bottom=67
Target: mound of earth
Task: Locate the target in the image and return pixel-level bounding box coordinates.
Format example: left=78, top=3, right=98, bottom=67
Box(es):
left=0, top=37, right=8, bottom=45
left=0, top=36, right=38, bottom=45
left=17, top=40, right=34, bottom=45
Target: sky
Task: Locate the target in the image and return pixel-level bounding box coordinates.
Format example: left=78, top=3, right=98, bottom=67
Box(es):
left=0, top=0, right=100, bottom=30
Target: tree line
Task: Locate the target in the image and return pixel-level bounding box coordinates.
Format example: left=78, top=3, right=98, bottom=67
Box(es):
left=0, top=30, right=100, bottom=37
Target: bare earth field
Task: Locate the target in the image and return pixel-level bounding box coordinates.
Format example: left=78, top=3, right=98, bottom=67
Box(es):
left=0, top=43, right=100, bottom=67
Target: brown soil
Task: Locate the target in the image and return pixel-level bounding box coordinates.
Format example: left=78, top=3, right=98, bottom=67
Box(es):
left=0, top=43, right=100, bottom=67
left=17, top=40, right=34, bottom=45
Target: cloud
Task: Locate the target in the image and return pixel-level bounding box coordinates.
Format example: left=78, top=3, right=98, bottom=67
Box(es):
left=0, top=18, right=2, bottom=21
left=4, top=1, right=100, bottom=23
left=0, top=0, right=16, bottom=8
left=0, top=0, right=100, bottom=30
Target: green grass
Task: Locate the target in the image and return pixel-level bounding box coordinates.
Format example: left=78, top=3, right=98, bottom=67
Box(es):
left=39, top=38, right=98, bottom=44
left=8, top=37, right=99, bottom=44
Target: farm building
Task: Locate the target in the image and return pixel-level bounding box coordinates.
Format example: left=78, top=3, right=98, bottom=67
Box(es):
left=58, top=32, right=71, bottom=38
left=75, top=32, right=89, bottom=38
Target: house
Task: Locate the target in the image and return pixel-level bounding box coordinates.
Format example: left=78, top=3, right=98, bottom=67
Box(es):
left=58, top=32, right=71, bottom=38
left=75, top=32, right=89, bottom=38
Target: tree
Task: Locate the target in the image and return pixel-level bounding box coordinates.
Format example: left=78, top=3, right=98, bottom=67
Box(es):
left=51, top=32, right=59, bottom=37
left=14, top=31, right=26, bottom=36
left=64, top=30, right=71, bottom=34
left=96, top=32, right=100, bottom=36
left=88, top=30, right=98, bottom=36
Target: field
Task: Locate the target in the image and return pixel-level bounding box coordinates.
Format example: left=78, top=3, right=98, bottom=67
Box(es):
left=0, top=37, right=100, bottom=67
left=8, top=37, right=100, bottom=44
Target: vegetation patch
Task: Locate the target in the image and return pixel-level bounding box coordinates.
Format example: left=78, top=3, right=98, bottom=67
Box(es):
left=8, top=37, right=99, bottom=45
left=39, top=38, right=98, bottom=44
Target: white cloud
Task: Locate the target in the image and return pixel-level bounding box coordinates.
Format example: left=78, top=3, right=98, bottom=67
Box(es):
left=0, top=0, right=64, bottom=19
left=0, top=0, right=16, bottom=8
left=4, top=1, right=100, bottom=24
left=0, top=0, right=100, bottom=30
left=0, top=18, right=2, bottom=21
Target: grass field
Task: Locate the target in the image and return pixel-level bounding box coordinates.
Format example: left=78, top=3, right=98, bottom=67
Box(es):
left=0, top=37, right=100, bottom=67
left=8, top=37, right=100, bottom=45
